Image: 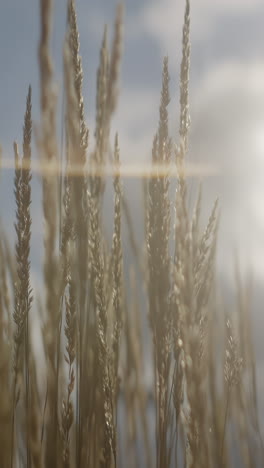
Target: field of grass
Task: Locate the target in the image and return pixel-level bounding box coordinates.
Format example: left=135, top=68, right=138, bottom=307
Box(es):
left=0, top=0, right=263, bottom=467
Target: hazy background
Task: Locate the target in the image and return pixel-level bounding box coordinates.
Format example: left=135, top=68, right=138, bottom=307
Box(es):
left=1, top=0, right=264, bottom=390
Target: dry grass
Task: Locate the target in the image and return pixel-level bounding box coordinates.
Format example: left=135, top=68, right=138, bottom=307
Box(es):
left=0, top=0, right=262, bottom=467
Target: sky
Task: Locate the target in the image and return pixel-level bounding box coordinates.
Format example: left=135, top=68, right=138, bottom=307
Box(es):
left=1, top=1, right=264, bottom=313
left=1, top=0, right=264, bottom=427
left=1, top=0, right=264, bottom=281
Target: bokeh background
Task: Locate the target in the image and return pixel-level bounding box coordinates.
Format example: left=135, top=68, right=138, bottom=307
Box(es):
left=1, top=0, right=264, bottom=408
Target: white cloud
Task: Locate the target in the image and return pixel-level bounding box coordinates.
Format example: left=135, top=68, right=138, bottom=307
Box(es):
left=129, top=0, right=262, bottom=60
left=189, top=60, right=264, bottom=279
left=111, top=87, right=158, bottom=163
left=101, top=58, right=264, bottom=281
